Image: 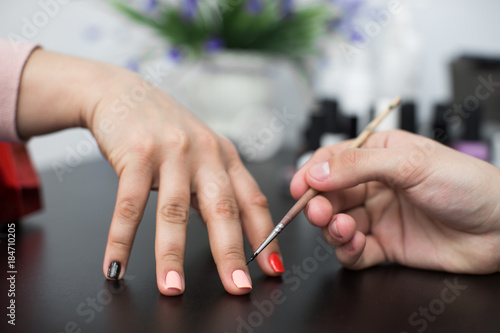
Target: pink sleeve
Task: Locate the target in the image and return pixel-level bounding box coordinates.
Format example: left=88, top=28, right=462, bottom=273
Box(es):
left=0, top=39, right=39, bottom=142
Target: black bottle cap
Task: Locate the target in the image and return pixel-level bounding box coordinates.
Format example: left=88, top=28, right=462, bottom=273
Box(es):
left=321, top=99, right=341, bottom=133
left=400, top=102, right=417, bottom=133
left=308, top=109, right=326, bottom=150
left=432, top=103, right=450, bottom=144
left=463, top=104, right=482, bottom=141
left=345, top=115, right=358, bottom=139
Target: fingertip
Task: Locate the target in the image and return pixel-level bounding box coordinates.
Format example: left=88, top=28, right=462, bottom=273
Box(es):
left=157, top=270, right=185, bottom=296
left=226, top=269, right=252, bottom=295
left=267, top=252, right=285, bottom=275
left=253, top=249, right=284, bottom=276
left=289, top=177, right=309, bottom=200
left=329, top=214, right=356, bottom=241
left=104, top=260, right=125, bottom=280
left=160, top=286, right=184, bottom=297
left=305, top=196, right=333, bottom=228
left=335, top=231, right=366, bottom=268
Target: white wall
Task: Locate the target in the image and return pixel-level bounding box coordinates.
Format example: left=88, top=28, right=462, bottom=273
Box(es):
left=413, top=0, right=500, bottom=129
left=314, top=0, right=500, bottom=132
left=2, top=0, right=500, bottom=172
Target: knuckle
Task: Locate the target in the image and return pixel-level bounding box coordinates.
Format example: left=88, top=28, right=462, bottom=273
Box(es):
left=248, top=193, right=269, bottom=209
left=221, top=137, right=238, bottom=156
left=198, top=130, right=221, bottom=152
left=109, top=238, right=132, bottom=251
left=130, top=136, right=156, bottom=160
left=338, top=149, right=363, bottom=169
left=226, top=159, right=244, bottom=176
left=158, top=247, right=185, bottom=265
left=167, top=128, right=191, bottom=153
left=117, top=198, right=142, bottom=223
left=315, top=146, right=330, bottom=156
left=396, top=145, right=428, bottom=186
left=213, top=198, right=240, bottom=220
left=158, top=201, right=190, bottom=225
left=220, top=245, right=245, bottom=262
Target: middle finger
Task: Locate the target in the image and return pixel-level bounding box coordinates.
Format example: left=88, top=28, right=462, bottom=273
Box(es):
left=195, top=163, right=252, bottom=295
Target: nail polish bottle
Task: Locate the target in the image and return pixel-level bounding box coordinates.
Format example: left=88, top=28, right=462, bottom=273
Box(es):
left=296, top=105, right=326, bottom=169
left=345, top=115, right=358, bottom=139
left=400, top=101, right=418, bottom=133
left=431, top=104, right=450, bottom=145
left=450, top=105, right=490, bottom=161
left=319, top=99, right=347, bottom=148
left=491, top=132, right=500, bottom=168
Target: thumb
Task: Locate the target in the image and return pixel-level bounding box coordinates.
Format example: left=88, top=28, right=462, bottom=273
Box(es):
left=305, top=147, right=428, bottom=192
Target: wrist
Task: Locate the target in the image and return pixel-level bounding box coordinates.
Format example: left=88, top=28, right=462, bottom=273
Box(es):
left=82, top=66, right=144, bottom=134
left=16, top=49, right=138, bottom=139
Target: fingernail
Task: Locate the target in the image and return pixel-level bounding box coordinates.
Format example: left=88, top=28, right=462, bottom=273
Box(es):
left=310, top=162, right=330, bottom=181
left=107, top=261, right=121, bottom=280
left=331, top=218, right=342, bottom=238
left=268, top=253, right=285, bottom=273
left=232, top=270, right=252, bottom=289
left=343, top=241, right=354, bottom=252
left=166, top=271, right=182, bottom=291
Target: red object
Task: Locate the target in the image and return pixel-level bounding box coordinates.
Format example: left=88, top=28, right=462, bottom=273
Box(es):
left=0, top=142, right=42, bottom=223
left=268, top=253, right=285, bottom=273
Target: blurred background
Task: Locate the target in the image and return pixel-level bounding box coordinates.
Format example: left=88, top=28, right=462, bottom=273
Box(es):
left=2, top=0, right=500, bottom=172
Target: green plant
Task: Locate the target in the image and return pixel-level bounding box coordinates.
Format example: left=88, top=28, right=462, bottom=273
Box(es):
left=113, top=0, right=333, bottom=60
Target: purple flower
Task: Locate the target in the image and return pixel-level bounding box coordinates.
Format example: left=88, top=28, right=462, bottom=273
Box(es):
left=330, top=0, right=366, bottom=41
left=280, top=0, right=294, bottom=17
left=349, top=28, right=365, bottom=43
left=167, top=48, right=183, bottom=63
left=144, top=0, right=158, bottom=12
left=246, top=0, right=263, bottom=15
left=125, top=59, right=140, bottom=72
left=82, top=25, right=102, bottom=42
left=332, top=0, right=364, bottom=15
left=183, top=0, right=198, bottom=20
left=204, top=37, right=225, bottom=54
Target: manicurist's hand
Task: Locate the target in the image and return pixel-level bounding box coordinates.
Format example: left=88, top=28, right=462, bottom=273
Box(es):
left=17, top=49, right=284, bottom=296
left=291, top=130, right=500, bottom=274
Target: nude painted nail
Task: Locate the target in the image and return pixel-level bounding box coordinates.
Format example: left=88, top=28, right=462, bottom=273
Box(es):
left=232, top=270, right=252, bottom=289
left=166, top=271, right=182, bottom=291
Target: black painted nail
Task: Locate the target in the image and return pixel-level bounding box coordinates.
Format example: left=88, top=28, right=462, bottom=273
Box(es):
left=107, top=261, right=121, bottom=280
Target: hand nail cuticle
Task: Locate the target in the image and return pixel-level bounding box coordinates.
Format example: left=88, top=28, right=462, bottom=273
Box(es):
left=331, top=219, right=342, bottom=238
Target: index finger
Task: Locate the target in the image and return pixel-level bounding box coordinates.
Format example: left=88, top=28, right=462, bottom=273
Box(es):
left=103, top=163, right=152, bottom=280
left=195, top=163, right=252, bottom=295
left=290, top=130, right=408, bottom=199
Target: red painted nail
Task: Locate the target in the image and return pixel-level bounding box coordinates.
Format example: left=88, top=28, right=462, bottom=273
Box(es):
left=268, top=253, right=285, bottom=273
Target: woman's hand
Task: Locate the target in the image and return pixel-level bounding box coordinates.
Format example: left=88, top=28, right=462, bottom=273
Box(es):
left=291, top=130, right=500, bottom=274
left=17, top=49, right=283, bottom=296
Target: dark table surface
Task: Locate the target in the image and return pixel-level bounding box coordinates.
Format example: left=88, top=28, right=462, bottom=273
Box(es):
left=1, top=149, right=500, bottom=333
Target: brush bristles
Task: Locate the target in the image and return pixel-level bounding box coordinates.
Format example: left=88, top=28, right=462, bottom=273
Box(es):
left=246, top=254, right=257, bottom=265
